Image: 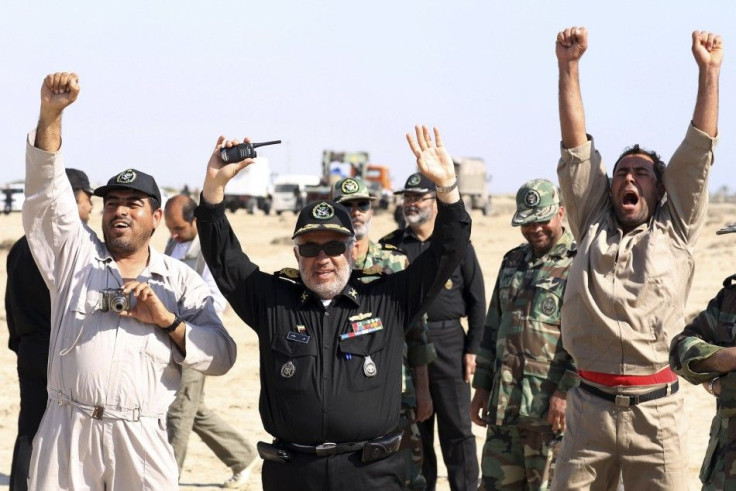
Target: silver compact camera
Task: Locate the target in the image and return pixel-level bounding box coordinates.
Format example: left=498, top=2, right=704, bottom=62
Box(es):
left=100, top=288, right=132, bottom=313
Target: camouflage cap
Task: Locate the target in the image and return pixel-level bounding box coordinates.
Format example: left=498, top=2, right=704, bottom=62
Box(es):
left=331, top=177, right=377, bottom=203
left=716, top=223, right=736, bottom=235
left=395, top=173, right=436, bottom=195
left=511, top=179, right=560, bottom=227
left=292, top=200, right=355, bottom=239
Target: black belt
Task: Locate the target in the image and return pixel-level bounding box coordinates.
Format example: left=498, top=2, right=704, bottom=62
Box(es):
left=276, top=428, right=403, bottom=462
left=427, top=319, right=461, bottom=329
left=579, top=380, right=679, bottom=407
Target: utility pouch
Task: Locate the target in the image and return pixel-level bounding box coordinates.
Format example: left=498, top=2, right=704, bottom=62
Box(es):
left=257, top=441, right=292, bottom=464
left=361, top=430, right=403, bottom=463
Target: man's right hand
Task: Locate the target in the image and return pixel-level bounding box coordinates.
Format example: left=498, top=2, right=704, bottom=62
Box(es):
left=555, top=26, right=588, bottom=64
left=201, top=136, right=256, bottom=204
left=40, top=72, right=79, bottom=117
left=470, top=387, right=490, bottom=427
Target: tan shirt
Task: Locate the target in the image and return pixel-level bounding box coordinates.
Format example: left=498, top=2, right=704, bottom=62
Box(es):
left=557, top=124, right=717, bottom=376
left=22, top=132, right=236, bottom=416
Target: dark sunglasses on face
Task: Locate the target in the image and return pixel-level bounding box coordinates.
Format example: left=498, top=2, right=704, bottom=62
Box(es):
left=298, top=241, right=349, bottom=258
left=343, top=200, right=371, bottom=212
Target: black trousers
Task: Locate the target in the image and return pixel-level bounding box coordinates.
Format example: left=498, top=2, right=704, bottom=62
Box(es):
left=262, top=448, right=405, bottom=490
left=10, top=338, right=49, bottom=491
left=417, top=324, right=479, bottom=491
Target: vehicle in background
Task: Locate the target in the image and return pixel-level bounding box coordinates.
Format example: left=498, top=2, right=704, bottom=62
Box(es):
left=454, top=157, right=491, bottom=215
left=272, top=174, right=321, bottom=215
left=222, top=157, right=273, bottom=214
left=3, top=182, right=25, bottom=214
left=319, top=150, right=393, bottom=210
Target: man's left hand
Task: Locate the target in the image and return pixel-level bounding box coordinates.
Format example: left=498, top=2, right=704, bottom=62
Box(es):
left=406, top=125, right=456, bottom=190
left=463, top=353, right=476, bottom=383
left=546, top=391, right=567, bottom=433
left=119, top=281, right=175, bottom=328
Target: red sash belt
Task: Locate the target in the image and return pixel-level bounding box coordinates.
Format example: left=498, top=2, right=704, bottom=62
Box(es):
left=578, top=367, right=677, bottom=387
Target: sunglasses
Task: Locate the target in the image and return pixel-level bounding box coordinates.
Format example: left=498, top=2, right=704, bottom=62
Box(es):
left=402, top=194, right=434, bottom=204
left=343, top=200, right=371, bottom=212
left=298, top=241, right=349, bottom=258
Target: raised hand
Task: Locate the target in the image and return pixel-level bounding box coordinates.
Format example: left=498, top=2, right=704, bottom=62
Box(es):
left=692, top=31, right=723, bottom=70
left=556, top=26, right=588, bottom=64
left=201, top=136, right=256, bottom=204
left=40, top=72, right=80, bottom=116
left=406, top=125, right=455, bottom=188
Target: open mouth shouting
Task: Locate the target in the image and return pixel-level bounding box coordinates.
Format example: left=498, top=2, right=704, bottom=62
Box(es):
left=621, top=189, right=640, bottom=211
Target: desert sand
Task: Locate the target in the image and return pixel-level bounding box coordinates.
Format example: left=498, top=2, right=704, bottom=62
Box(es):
left=0, top=195, right=734, bottom=490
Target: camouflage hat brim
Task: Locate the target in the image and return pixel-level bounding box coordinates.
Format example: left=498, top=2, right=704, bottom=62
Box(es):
left=334, top=193, right=377, bottom=203
left=511, top=204, right=559, bottom=227
left=716, top=224, right=736, bottom=235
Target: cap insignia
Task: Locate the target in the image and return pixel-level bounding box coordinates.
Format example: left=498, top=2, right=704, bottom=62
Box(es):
left=312, top=202, right=335, bottom=220
left=116, top=169, right=137, bottom=184
left=341, top=178, right=359, bottom=194
left=524, top=190, right=540, bottom=207
left=407, top=174, right=421, bottom=186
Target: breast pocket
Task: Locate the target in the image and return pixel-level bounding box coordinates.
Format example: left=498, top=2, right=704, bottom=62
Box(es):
left=270, top=335, right=319, bottom=394
left=529, top=278, right=565, bottom=326
left=339, top=329, right=386, bottom=393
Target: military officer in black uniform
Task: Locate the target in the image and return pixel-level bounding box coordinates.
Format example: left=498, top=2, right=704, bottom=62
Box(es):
left=381, top=173, right=486, bottom=491
left=195, top=126, right=470, bottom=490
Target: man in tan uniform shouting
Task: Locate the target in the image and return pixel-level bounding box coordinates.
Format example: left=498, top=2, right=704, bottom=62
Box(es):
left=551, top=27, right=722, bottom=490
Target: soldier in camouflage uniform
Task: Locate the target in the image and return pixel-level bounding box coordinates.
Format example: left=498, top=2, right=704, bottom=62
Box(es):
left=470, top=179, right=577, bottom=490
left=670, top=223, right=736, bottom=490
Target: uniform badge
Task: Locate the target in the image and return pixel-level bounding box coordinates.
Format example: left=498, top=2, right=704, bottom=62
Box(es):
left=281, top=267, right=299, bottom=279
left=281, top=361, right=296, bottom=378
left=445, top=279, right=453, bottom=290
left=116, top=169, right=137, bottom=183
left=348, top=288, right=357, bottom=299
left=340, top=315, right=383, bottom=340
left=407, top=173, right=421, bottom=186
left=525, top=189, right=540, bottom=207
left=312, top=202, right=335, bottom=220
left=300, top=291, right=309, bottom=303
left=363, top=355, right=377, bottom=377
left=542, top=297, right=556, bottom=315
left=341, top=178, right=360, bottom=194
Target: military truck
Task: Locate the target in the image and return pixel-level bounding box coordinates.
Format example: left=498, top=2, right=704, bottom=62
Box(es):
left=454, top=157, right=491, bottom=215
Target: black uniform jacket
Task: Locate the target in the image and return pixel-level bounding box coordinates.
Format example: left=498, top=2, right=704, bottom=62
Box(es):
left=380, top=228, right=486, bottom=354
left=195, top=199, right=471, bottom=445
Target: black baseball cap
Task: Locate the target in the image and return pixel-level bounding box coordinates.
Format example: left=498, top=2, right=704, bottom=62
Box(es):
left=394, top=173, right=436, bottom=195
left=94, top=168, right=162, bottom=205
left=65, top=168, right=93, bottom=195
left=292, top=201, right=355, bottom=239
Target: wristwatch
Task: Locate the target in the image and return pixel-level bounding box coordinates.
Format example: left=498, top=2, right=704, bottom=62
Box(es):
left=161, top=314, right=183, bottom=333
left=435, top=178, right=458, bottom=193
left=706, top=377, right=720, bottom=396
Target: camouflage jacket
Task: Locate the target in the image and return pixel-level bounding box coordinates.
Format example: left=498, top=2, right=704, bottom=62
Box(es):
left=670, top=274, right=736, bottom=486
left=473, top=229, right=577, bottom=427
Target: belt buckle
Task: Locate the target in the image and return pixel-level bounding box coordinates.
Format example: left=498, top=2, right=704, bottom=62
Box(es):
left=91, top=405, right=105, bottom=419
left=132, top=407, right=141, bottom=422
left=615, top=394, right=631, bottom=407
left=315, top=442, right=337, bottom=456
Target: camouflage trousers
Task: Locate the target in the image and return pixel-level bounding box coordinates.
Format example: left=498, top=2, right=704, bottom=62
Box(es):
left=701, top=413, right=736, bottom=490
left=479, top=424, right=560, bottom=491
left=398, top=405, right=426, bottom=490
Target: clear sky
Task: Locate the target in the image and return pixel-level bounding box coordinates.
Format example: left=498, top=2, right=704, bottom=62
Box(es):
left=1, top=1, right=734, bottom=194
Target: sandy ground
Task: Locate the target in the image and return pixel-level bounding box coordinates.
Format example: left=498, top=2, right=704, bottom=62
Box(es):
left=0, top=195, right=734, bottom=490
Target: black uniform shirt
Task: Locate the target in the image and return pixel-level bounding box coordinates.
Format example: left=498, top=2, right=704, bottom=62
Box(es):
left=195, top=199, right=470, bottom=445
left=380, top=227, right=486, bottom=354
left=5, top=236, right=51, bottom=351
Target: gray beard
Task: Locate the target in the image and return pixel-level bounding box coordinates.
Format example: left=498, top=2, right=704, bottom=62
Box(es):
left=300, top=263, right=352, bottom=300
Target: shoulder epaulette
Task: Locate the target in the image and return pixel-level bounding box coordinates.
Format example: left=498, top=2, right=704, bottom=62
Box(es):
left=379, top=229, right=403, bottom=245
left=274, top=267, right=302, bottom=283
left=502, top=243, right=527, bottom=262
left=723, top=274, right=736, bottom=289
left=381, top=243, right=398, bottom=251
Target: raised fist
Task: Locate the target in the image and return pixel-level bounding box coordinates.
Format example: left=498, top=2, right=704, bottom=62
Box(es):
left=40, top=72, right=80, bottom=114
left=556, top=27, right=588, bottom=63
left=692, top=31, right=723, bottom=70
